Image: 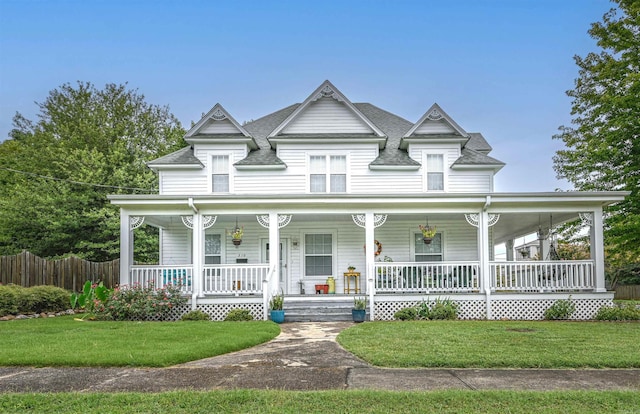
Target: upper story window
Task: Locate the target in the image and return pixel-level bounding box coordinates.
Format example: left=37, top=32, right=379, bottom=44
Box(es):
left=211, top=155, right=229, bottom=193
left=425, top=153, right=444, bottom=191
left=310, top=155, right=346, bottom=193
left=414, top=232, right=443, bottom=261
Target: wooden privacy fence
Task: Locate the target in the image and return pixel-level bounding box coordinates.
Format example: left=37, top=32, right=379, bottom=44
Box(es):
left=0, top=251, right=119, bottom=292
left=614, top=285, right=640, bottom=300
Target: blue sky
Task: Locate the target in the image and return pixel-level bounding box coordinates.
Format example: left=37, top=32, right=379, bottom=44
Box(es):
left=0, top=0, right=611, bottom=192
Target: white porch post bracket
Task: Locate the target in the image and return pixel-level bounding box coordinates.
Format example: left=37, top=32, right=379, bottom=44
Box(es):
left=351, top=214, right=387, bottom=228
left=579, top=212, right=593, bottom=226
left=257, top=214, right=292, bottom=229
left=130, top=216, right=145, bottom=230
left=465, top=213, right=500, bottom=227
left=364, top=212, right=376, bottom=321
left=120, top=210, right=131, bottom=286
left=191, top=213, right=203, bottom=308
left=268, top=212, right=280, bottom=309
left=592, top=208, right=606, bottom=292
left=203, top=215, right=217, bottom=229
left=181, top=216, right=193, bottom=229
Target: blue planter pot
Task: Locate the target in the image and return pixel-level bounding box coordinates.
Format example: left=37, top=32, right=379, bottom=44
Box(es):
left=352, top=309, right=366, bottom=323
left=270, top=309, right=285, bottom=324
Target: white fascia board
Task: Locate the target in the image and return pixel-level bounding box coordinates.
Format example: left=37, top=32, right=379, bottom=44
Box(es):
left=368, top=165, right=421, bottom=171
left=400, top=136, right=468, bottom=149
left=186, top=136, right=258, bottom=149
left=451, top=164, right=505, bottom=172
left=268, top=136, right=387, bottom=149
left=234, top=164, right=287, bottom=171
left=148, top=164, right=204, bottom=171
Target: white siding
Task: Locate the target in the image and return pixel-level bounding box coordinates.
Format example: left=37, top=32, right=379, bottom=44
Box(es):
left=282, top=97, right=373, bottom=134
left=414, top=119, right=458, bottom=135
left=199, top=119, right=241, bottom=134
left=160, top=170, right=208, bottom=195
left=161, top=226, right=191, bottom=264
left=449, top=172, right=493, bottom=192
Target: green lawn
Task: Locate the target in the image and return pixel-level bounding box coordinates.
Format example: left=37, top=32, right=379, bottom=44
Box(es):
left=1, top=390, right=638, bottom=413
left=337, top=320, right=640, bottom=368
left=0, top=316, right=280, bottom=367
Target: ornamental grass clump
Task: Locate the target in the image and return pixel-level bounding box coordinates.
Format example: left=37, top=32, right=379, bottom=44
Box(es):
left=544, top=297, right=576, bottom=320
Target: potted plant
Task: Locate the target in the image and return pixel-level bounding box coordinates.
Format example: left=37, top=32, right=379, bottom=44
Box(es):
left=347, top=265, right=356, bottom=272
left=269, top=291, right=285, bottom=323
left=228, top=226, right=244, bottom=246
left=419, top=224, right=437, bottom=244
left=352, top=297, right=367, bottom=323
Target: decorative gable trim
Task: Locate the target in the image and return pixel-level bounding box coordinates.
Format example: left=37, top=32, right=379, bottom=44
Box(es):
left=267, top=80, right=386, bottom=140
left=185, top=103, right=258, bottom=149
left=400, top=103, right=469, bottom=149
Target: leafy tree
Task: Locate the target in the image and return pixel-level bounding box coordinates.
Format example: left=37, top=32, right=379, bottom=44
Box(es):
left=0, top=82, right=186, bottom=261
left=553, top=0, right=640, bottom=265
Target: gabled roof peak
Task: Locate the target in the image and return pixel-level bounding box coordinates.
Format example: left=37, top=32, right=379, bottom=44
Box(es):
left=403, top=103, right=468, bottom=138
left=185, top=103, right=252, bottom=138
left=267, top=80, right=386, bottom=139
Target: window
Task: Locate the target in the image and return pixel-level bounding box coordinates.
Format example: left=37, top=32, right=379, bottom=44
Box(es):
left=204, top=234, right=222, bottom=264
left=426, top=154, right=444, bottom=191
left=305, top=233, right=333, bottom=276
left=415, top=233, right=443, bottom=262
left=309, top=155, right=346, bottom=193
left=212, top=155, right=229, bottom=192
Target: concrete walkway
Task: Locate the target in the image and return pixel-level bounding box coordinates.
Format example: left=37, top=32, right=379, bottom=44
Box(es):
left=0, top=322, right=638, bottom=392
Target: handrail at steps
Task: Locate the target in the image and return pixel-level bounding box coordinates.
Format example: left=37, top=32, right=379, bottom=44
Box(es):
left=263, top=265, right=277, bottom=320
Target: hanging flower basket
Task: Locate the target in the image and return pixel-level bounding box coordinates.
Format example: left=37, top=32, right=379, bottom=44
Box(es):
left=423, top=237, right=433, bottom=245
left=419, top=224, right=437, bottom=244
left=232, top=238, right=242, bottom=246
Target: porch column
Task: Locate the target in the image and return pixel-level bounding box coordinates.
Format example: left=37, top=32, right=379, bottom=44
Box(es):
left=191, top=213, right=203, bottom=308
left=365, top=212, right=375, bottom=321
left=119, top=209, right=131, bottom=286
left=591, top=208, right=606, bottom=292
left=478, top=210, right=492, bottom=319
left=505, top=239, right=514, bottom=262
left=268, top=212, right=280, bottom=296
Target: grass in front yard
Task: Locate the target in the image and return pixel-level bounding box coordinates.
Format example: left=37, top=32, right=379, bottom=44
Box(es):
left=0, top=316, right=280, bottom=367
left=337, top=320, right=640, bottom=368
left=1, top=390, right=638, bottom=413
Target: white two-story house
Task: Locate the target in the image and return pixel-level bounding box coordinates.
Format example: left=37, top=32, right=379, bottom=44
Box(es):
left=109, top=80, right=627, bottom=321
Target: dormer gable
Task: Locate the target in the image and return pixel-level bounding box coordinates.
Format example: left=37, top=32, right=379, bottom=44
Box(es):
left=400, top=103, right=468, bottom=149
left=267, top=80, right=387, bottom=149
left=185, top=103, right=258, bottom=149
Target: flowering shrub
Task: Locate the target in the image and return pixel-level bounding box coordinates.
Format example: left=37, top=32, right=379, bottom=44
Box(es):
left=104, top=283, right=187, bottom=321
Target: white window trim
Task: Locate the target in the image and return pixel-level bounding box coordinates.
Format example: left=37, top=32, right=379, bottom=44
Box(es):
left=410, top=230, right=445, bottom=261
left=301, top=229, right=338, bottom=278
left=306, top=152, right=350, bottom=194
left=204, top=232, right=226, bottom=265
left=422, top=151, right=447, bottom=192
left=209, top=153, right=233, bottom=193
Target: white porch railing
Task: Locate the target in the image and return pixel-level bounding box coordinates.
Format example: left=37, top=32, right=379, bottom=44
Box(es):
left=375, top=262, right=480, bottom=293
left=490, top=260, right=595, bottom=292
left=202, top=264, right=269, bottom=295
left=130, top=265, right=193, bottom=294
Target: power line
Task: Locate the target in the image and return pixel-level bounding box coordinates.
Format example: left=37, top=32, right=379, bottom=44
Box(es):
left=0, top=167, right=157, bottom=193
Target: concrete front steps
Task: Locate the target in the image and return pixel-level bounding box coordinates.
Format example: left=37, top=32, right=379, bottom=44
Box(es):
left=280, top=295, right=366, bottom=322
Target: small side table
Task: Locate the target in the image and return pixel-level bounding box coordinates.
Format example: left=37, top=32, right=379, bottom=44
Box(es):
left=343, top=272, right=361, bottom=294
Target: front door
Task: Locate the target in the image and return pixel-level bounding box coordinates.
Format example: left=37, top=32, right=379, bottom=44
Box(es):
left=262, top=239, right=289, bottom=293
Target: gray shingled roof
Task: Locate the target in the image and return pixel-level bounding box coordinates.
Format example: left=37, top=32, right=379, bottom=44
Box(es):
left=147, top=146, right=203, bottom=167
left=452, top=148, right=505, bottom=167
left=149, top=98, right=503, bottom=169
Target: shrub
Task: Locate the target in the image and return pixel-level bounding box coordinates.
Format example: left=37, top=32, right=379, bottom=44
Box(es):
left=23, top=285, right=70, bottom=313
left=595, top=303, right=640, bottom=321
left=0, top=285, right=18, bottom=316
left=181, top=309, right=211, bottom=321
left=417, top=298, right=459, bottom=320
left=224, top=308, right=254, bottom=321
left=3, top=285, right=28, bottom=313
left=544, top=297, right=576, bottom=320
left=104, top=283, right=187, bottom=321
left=394, top=307, right=418, bottom=321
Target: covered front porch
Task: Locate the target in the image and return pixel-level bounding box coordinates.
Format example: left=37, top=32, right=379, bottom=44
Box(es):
left=109, top=192, right=626, bottom=320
